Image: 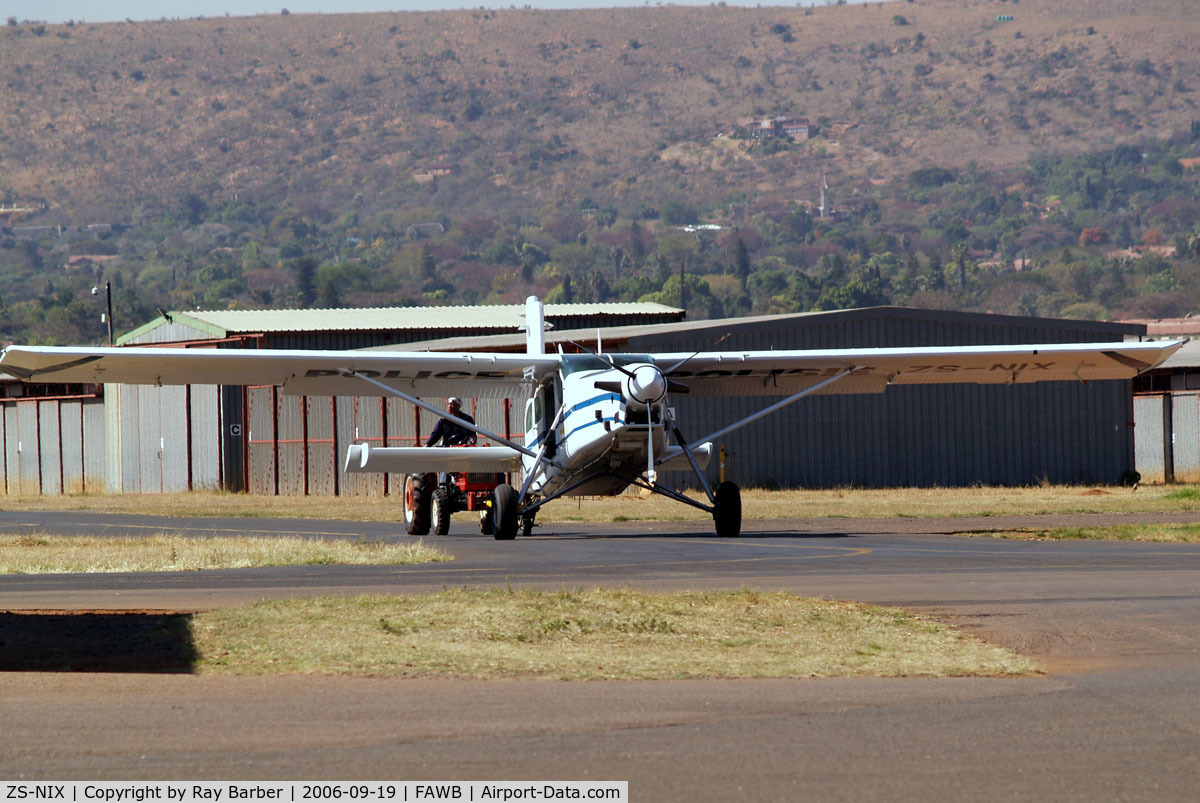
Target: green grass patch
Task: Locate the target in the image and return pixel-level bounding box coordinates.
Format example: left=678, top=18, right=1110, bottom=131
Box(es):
left=0, top=534, right=452, bottom=573
left=191, top=588, right=1037, bottom=679
left=988, top=523, right=1200, bottom=543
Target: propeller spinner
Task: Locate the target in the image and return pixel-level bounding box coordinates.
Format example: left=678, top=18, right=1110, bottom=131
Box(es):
left=625, top=363, right=667, bottom=407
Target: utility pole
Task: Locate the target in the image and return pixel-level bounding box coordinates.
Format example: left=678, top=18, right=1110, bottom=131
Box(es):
left=92, top=281, right=114, bottom=345
left=679, top=260, right=687, bottom=313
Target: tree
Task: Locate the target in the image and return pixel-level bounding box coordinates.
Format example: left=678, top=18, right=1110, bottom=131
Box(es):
left=733, top=236, right=751, bottom=288
left=319, top=275, right=342, bottom=308
left=293, top=257, right=317, bottom=307
left=587, top=271, right=611, bottom=303
left=908, top=166, right=955, bottom=188
left=638, top=274, right=722, bottom=319
left=546, top=275, right=575, bottom=303
left=660, top=200, right=699, bottom=226
left=628, top=220, right=646, bottom=265
left=951, top=242, right=969, bottom=290
left=419, top=245, right=436, bottom=279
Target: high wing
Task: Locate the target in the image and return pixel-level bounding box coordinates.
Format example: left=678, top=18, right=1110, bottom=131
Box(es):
left=656, top=341, right=1183, bottom=397
left=0, top=346, right=562, bottom=400
left=0, top=341, right=1181, bottom=400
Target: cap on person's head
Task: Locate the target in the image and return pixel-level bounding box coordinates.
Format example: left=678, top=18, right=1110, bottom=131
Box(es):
left=447, top=396, right=462, bottom=406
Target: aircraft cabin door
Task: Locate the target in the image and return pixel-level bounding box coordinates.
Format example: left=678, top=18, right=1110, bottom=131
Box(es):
left=539, top=381, right=558, bottom=460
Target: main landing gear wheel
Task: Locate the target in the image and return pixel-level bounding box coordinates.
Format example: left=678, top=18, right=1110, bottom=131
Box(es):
left=403, top=474, right=431, bottom=535
left=479, top=507, right=495, bottom=535
left=713, top=481, right=742, bottom=538
left=521, top=512, right=536, bottom=538
left=492, top=483, right=519, bottom=541
left=431, top=488, right=452, bottom=536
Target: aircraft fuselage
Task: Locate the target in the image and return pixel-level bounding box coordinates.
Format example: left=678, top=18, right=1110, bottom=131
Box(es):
left=524, top=355, right=669, bottom=497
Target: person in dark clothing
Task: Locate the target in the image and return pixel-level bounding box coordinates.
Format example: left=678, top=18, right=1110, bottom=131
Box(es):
left=426, top=397, right=476, bottom=447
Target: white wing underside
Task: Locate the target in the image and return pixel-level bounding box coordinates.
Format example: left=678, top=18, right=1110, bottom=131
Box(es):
left=0, top=347, right=559, bottom=400
left=0, top=340, right=1182, bottom=398
left=344, top=444, right=523, bottom=474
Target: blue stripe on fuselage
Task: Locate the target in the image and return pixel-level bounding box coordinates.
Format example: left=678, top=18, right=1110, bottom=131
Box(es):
left=527, top=394, right=622, bottom=449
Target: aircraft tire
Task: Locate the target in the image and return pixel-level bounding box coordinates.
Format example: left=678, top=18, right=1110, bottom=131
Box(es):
left=479, top=507, right=494, bottom=535
left=713, top=481, right=742, bottom=538
left=493, top=483, right=519, bottom=540
left=431, top=488, right=452, bottom=536
left=520, top=512, right=536, bottom=538
left=404, top=474, right=431, bottom=535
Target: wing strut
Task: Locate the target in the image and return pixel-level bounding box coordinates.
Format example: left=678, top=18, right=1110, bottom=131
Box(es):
left=669, top=421, right=716, bottom=505
left=518, top=402, right=568, bottom=504
left=349, top=371, right=548, bottom=463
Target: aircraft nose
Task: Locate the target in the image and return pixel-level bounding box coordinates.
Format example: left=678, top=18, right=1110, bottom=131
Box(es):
left=626, top=364, right=667, bottom=406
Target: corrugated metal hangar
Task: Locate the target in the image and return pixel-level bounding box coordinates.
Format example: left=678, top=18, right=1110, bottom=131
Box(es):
left=1133, top=337, right=1200, bottom=484
left=0, top=302, right=1150, bottom=495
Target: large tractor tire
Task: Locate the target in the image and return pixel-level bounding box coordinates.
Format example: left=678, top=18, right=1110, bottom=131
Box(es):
left=431, top=488, right=452, bottom=536
left=403, top=474, right=432, bottom=535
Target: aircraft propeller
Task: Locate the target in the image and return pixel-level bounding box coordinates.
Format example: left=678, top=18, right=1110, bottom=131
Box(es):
left=570, top=338, right=674, bottom=484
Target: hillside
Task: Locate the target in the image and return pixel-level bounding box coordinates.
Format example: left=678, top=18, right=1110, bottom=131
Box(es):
left=2, top=0, right=1200, bottom=343
left=4, top=0, right=1197, bottom=219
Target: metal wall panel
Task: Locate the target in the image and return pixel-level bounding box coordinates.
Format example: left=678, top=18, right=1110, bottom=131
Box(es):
left=219, top=386, right=246, bottom=492
left=59, top=402, right=84, bottom=494
left=17, top=401, right=40, bottom=494
left=158, top=386, right=190, bottom=492
left=385, top=397, right=416, bottom=495
left=36, top=402, right=62, bottom=495
left=1135, top=395, right=1167, bottom=484
left=4, top=406, right=20, bottom=494
left=276, top=395, right=307, bottom=496
left=247, top=386, right=277, bottom=495
left=1172, top=393, right=1200, bottom=483
left=124, top=321, right=218, bottom=344
left=189, top=385, right=221, bottom=490
left=82, top=400, right=106, bottom=493
left=136, top=386, right=163, bottom=493
left=307, top=397, right=337, bottom=495
left=0, top=404, right=8, bottom=494
left=117, top=385, right=142, bottom=493
left=342, top=396, right=384, bottom=496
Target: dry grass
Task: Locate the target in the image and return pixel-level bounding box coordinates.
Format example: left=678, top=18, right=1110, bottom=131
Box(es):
left=3, top=484, right=1198, bottom=524
left=0, top=533, right=451, bottom=574
left=192, top=588, right=1035, bottom=680
left=988, top=523, right=1200, bottom=543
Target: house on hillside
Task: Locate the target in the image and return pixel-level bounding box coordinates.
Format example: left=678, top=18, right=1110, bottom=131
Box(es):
left=735, top=116, right=817, bottom=140
left=65, top=254, right=120, bottom=271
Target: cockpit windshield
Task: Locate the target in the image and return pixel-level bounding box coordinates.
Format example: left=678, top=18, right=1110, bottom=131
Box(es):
left=560, top=353, right=655, bottom=376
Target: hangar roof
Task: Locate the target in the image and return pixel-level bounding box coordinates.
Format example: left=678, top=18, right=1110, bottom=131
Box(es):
left=118, top=301, right=682, bottom=347
left=1153, top=338, right=1200, bottom=370
left=381, top=306, right=1146, bottom=353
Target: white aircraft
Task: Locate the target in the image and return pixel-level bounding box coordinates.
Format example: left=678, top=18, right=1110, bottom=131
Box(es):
left=0, top=297, right=1182, bottom=540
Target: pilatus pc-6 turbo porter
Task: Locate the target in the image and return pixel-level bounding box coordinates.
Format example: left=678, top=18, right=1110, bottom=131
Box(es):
left=0, top=298, right=1182, bottom=540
